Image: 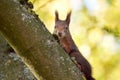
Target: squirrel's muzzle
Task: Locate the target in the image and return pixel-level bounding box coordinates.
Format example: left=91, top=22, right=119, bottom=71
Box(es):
left=58, top=32, right=62, bottom=37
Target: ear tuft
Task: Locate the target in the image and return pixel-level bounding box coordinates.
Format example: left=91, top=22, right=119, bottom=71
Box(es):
left=66, top=10, right=71, bottom=25
left=55, top=10, right=59, bottom=21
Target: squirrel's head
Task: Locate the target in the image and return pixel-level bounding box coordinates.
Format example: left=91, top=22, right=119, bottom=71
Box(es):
left=54, top=11, right=71, bottom=38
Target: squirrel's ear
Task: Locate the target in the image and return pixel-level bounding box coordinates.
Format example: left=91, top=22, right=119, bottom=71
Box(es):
left=66, top=11, right=71, bottom=24
left=55, top=11, right=59, bottom=21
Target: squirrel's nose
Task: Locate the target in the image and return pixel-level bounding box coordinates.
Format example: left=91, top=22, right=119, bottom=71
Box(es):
left=58, top=32, right=62, bottom=37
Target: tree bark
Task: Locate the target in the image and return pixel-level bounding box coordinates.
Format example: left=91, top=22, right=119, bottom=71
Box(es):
left=0, top=0, right=83, bottom=80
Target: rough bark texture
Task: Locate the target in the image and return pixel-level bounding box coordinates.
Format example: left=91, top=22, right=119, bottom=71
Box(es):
left=0, top=35, right=37, bottom=80
left=0, top=0, right=83, bottom=80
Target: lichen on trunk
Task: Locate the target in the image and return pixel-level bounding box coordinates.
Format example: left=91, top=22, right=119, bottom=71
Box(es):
left=0, top=0, right=83, bottom=80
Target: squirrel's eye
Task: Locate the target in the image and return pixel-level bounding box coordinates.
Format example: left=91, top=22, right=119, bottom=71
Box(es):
left=65, top=27, right=68, bottom=29
left=55, top=26, right=56, bottom=28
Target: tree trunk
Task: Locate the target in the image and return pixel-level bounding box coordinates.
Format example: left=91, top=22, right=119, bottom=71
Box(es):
left=0, top=0, right=83, bottom=80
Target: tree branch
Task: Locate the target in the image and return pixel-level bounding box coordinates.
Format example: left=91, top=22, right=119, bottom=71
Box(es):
left=0, top=0, right=83, bottom=80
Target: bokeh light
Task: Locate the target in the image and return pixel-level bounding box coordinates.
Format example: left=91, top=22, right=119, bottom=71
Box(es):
left=30, top=0, right=120, bottom=80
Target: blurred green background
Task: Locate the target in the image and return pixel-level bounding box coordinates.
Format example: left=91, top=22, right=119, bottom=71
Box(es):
left=30, top=0, right=120, bottom=80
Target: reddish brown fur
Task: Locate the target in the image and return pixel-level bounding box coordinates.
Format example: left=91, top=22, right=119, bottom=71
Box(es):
left=53, top=11, right=95, bottom=80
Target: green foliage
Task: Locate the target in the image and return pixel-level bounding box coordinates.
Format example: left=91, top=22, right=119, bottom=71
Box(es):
left=30, top=0, right=120, bottom=80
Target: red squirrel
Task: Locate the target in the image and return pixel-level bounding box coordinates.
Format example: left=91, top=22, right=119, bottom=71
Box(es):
left=53, top=11, right=95, bottom=80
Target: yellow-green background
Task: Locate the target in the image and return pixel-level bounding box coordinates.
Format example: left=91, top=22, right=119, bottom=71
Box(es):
left=30, top=0, right=120, bottom=80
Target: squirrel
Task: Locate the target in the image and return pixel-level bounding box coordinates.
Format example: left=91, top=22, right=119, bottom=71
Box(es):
left=53, top=11, right=95, bottom=80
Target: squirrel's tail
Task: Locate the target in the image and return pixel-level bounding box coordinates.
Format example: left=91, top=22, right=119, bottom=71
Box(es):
left=86, top=76, right=95, bottom=80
